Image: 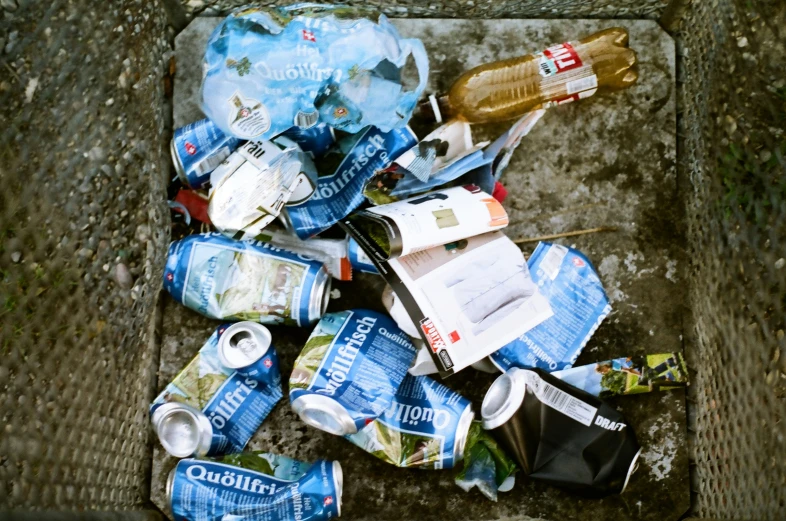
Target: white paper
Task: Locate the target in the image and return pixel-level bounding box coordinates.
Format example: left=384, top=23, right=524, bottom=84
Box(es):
left=388, top=232, right=553, bottom=374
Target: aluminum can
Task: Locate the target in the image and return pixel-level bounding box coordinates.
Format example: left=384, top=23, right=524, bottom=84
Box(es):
left=347, top=374, right=474, bottom=469
left=163, top=232, right=331, bottom=327
left=289, top=309, right=417, bottom=435
left=481, top=367, right=641, bottom=496
left=285, top=126, right=418, bottom=239
left=150, top=324, right=282, bottom=458
left=217, top=322, right=280, bottom=388
left=171, top=118, right=243, bottom=188
left=347, top=237, right=379, bottom=274
left=151, top=402, right=228, bottom=458
left=167, top=455, right=342, bottom=521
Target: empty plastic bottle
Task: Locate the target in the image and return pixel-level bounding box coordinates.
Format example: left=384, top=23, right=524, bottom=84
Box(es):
left=420, top=28, right=638, bottom=124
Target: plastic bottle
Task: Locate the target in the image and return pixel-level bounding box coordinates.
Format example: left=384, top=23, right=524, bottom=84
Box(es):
left=421, top=28, right=638, bottom=124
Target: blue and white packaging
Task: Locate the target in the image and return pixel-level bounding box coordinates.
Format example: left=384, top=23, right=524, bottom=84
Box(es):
left=283, top=122, right=336, bottom=158
left=201, top=4, right=428, bottom=141
left=289, top=309, right=418, bottom=435
left=490, top=242, right=611, bottom=372
left=285, top=126, right=417, bottom=239
left=171, top=118, right=244, bottom=189
left=169, top=456, right=342, bottom=521
left=347, top=237, right=378, bottom=274
left=151, top=325, right=282, bottom=456
left=346, top=374, right=474, bottom=469
left=163, top=233, right=331, bottom=327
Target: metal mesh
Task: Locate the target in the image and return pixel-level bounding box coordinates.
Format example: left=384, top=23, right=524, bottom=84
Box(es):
left=0, top=0, right=172, bottom=512
left=675, top=0, right=786, bottom=518
left=177, top=0, right=671, bottom=19
left=1, top=0, right=784, bottom=518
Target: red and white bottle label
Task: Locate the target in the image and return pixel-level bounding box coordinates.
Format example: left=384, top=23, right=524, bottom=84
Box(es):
left=538, top=42, right=583, bottom=77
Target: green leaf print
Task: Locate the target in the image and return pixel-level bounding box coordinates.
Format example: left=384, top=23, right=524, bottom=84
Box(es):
left=290, top=334, right=335, bottom=390
left=198, top=372, right=228, bottom=407
left=220, top=452, right=274, bottom=475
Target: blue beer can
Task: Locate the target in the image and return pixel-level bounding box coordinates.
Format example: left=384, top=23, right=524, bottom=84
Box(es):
left=163, top=233, right=331, bottom=327
left=282, top=122, right=336, bottom=158
left=171, top=118, right=244, bottom=188
left=490, top=242, right=611, bottom=372
left=167, top=455, right=343, bottom=521
left=346, top=374, right=474, bottom=469
left=284, top=126, right=417, bottom=239
left=150, top=324, right=282, bottom=458
left=289, top=309, right=418, bottom=435
left=217, top=322, right=281, bottom=388
left=347, top=237, right=379, bottom=275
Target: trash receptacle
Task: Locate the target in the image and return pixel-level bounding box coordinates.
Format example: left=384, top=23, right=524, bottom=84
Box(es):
left=0, top=1, right=783, bottom=520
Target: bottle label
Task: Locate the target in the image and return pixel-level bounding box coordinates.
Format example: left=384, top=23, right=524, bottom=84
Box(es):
left=566, top=74, right=598, bottom=95
left=537, top=42, right=583, bottom=77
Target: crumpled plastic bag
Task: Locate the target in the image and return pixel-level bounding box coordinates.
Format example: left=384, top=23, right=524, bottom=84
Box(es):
left=201, top=4, right=428, bottom=141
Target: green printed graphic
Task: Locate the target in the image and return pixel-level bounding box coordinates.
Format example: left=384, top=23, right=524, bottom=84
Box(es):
left=355, top=420, right=442, bottom=469
left=290, top=334, right=336, bottom=391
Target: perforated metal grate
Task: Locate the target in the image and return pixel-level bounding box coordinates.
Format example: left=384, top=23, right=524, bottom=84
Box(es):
left=177, top=0, right=671, bottom=19
left=1, top=0, right=784, bottom=518
left=675, top=0, right=786, bottom=518
left=0, top=0, right=172, bottom=511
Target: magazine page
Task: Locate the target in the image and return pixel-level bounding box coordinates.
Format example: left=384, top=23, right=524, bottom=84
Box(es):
left=341, top=185, right=509, bottom=261
left=372, top=231, right=553, bottom=377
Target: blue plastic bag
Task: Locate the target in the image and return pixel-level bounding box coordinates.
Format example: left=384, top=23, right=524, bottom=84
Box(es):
left=201, top=4, right=428, bottom=141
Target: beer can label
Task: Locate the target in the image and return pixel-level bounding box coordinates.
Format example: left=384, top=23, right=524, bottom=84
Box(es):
left=234, top=349, right=282, bottom=388
left=491, top=242, right=611, bottom=372
left=286, top=126, right=417, bottom=239
left=290, top=310, right=417, bottom=431
left=283, top=122, right=336, bottom=158
left=173, top=118, right=244, bottom=188
left=346, top=374, right=472, bottom=469
left=151, top=325, right=282, bottom=456
left=171, top=457, right=341, bottom=521
left=163, top=232, right=326, bottom=327
left=347, top=237, right=378, bottom=274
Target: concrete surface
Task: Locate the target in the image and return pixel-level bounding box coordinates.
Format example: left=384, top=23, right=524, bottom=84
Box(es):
left=156, top=17, right=687, bottom=521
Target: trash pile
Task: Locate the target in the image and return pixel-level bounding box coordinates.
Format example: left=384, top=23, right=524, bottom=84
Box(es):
left=156, top=5, right=687, bottom=520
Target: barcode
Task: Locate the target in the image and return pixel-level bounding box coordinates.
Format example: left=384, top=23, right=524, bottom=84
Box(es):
left=566, top=74, right=598, bottom=95
left=294, top=110, right=319, bottom=129
left=195, top=147, right=231, bottom=176
left=539, top=244, right=567, bottom=280
left=542, top=384, right=568, bottom=409
left=536, top=380, right=597, bottom=426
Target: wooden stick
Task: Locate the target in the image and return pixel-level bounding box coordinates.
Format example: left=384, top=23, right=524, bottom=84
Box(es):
left=512, top=226, right=618, bottom=245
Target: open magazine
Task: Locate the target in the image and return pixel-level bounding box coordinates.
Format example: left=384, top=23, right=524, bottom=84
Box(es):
left=342, top=185, right=509, bottom=261
left=342, top=201, right=553, bottom=376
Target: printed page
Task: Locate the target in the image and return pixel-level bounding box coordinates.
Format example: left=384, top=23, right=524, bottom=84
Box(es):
left=343, top=185, right=509, bottom=261
left=386, top=232, right=553, bottom=376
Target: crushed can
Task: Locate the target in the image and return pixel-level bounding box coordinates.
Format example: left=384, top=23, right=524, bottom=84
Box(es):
left=289, top=309, right=418, bottom=435
left=490, top=242, right=611, bottom=372
left=283, top=126, right=418, bottom=239
left=171, top=118, right=243, bottom=189
left=217, top=322, right=281, bottom=388
left=150, top=324, right=282, bottom=458
left=481, top=367, right=641, bottom=496
left=347, top=237, right=379, bottom=275
left=346, top=374, right=474, bottom=469
left=283, top=122, right=336, bottom=159
left=163, top=233, right=331, bottom=327
left=167, top=453, right=342, bottom=521
left=151, top=402, right=231, bottom=458
left=208, top=137, right=318, bottom=241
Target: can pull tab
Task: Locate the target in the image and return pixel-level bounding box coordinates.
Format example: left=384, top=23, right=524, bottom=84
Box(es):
left=229, top=331, right=258, bottom=360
